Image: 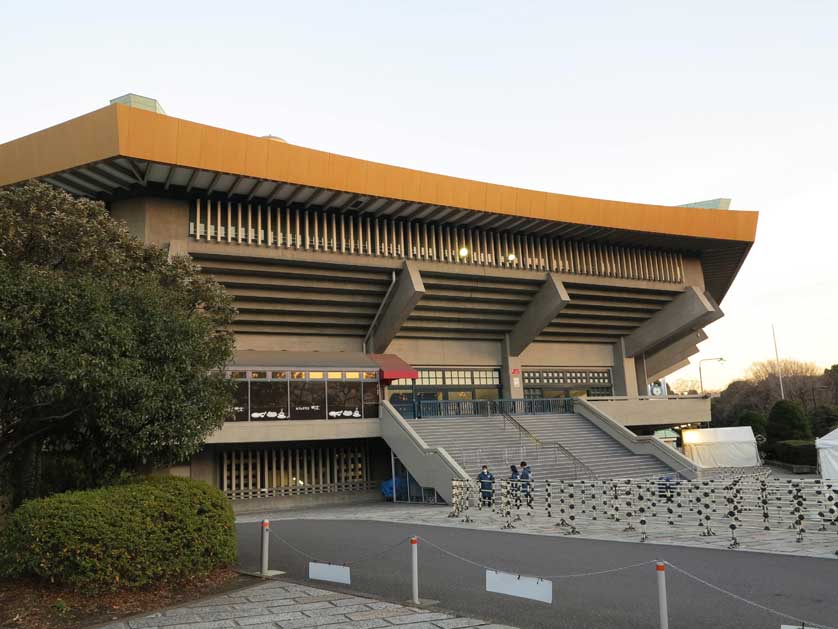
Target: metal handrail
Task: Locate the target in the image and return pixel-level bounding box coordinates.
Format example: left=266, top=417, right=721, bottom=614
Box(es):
left=542, top=440, right=598, bottom=480
left=500, top=412, right=596, bottom=480
left=501, top=412, right=542, bottom=446
left=398, top=397, right=575, bottom=419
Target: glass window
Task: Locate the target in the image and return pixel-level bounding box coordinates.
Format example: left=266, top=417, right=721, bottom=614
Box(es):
left=446, top=390, right=472, bottom=401
left=327, top=371, right=343, bottom=380
left=389, top=389, right=413, bottom=404
left=446, top=370, right=472, bottom=386
left=289, top=381, right=327, bottom=420
left=473, top=370, right=500, bottom=385
left=271, top=371, right=289, bottom=380
left=292, top=371, right=306, bottom=379
left=231, top=381, right=249, bottom=421
left=228, top=370, right=247, bottom=380
left=250, top=371, right=267, bottom=380
left=249, top=381, right=289, bottom=420
left=475, top=388, right=499, bottom=400
left=363, top=371, right=378, bottom=380
left=417, top=370, right=443, bottom=386
left=327, top=381, right=363, bottom=418
left=345, top=371, right=360, bottom=380
left=308, top=371, right=325, bottom=380
left=363, top=381, right=379, bottom=418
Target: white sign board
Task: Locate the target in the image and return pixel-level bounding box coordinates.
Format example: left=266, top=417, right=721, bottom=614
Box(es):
left=486, top=570, right=552, bottom=604
left=308, top=562, right=351, bottom=585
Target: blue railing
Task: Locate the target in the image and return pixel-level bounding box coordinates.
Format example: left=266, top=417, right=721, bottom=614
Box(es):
left=392, top=397, right=574, bottom=419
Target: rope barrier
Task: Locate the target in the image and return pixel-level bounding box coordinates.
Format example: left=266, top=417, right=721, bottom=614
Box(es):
left=664, top=561, right=837, bottom=629
left=268, top=525, right=411, bottom=567
left=263, top=524, right=834, bottom=627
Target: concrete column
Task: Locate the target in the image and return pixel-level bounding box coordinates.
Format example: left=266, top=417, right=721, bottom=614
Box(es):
left=611, top=338, right=639, bottom=397
left=507, top=273, right=570, bottom=356
left=501, top=334, right=524, bottom=399
left=110, top=196, right=190, bottom=248
left=634, top=353, right=649, bottom=394
left=369, top=260, right=425, bottom=354
left=190, top=449, right=218, bottom=486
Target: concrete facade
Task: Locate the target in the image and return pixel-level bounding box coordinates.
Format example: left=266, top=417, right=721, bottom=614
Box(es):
left=0, top=100, right=759, bottom=501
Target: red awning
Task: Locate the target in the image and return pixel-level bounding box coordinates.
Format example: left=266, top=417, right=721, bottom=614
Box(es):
left=368, top=354, right=418, bottom=381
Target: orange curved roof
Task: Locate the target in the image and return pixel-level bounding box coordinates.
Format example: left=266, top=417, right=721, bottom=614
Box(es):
left=0, top=103, right=757, bottom=244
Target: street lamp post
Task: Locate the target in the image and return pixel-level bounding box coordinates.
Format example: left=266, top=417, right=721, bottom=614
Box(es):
left=698, top=357, right=725, bottom=394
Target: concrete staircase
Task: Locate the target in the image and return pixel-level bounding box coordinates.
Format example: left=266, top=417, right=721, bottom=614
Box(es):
left=407, top=412, right=673, bottom=481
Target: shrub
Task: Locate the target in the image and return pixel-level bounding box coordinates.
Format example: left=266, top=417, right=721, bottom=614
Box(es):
left=0, top=476, right=235, bottom=592
left=736, top=410, right=768, bottom=439
left=810, top=405, right=838, bottom=438
left=771, top=440, right=817, bottom=466
left=766, top=400, right=811, bottom=443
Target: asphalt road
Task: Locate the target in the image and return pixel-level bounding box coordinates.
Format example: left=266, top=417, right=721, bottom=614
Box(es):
left=236, top=519, right=838, bottom=628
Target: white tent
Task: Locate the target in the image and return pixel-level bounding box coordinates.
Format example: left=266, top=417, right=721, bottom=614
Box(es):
left=816, top=427, right=838, bottom=480
left=682, top=427, right=761, bottom=468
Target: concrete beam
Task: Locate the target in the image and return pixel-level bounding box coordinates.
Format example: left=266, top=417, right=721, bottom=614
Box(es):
left=645, top=329, right=708, bottom=380
left=648, top=358, right=692, bottom=383
left=624, top=286, right=722, bottom=357
left=369, top=260, right=425, bottom=353
left=507, top=273, right=570, bottom=356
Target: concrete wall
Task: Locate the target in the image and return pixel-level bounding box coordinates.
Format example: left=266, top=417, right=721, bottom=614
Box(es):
left=235, top=334, right=362, bottom=353
left=205, top=418, right=381, bottom=444
left=385, top=338, right=502, bottom=366
left=110, top=197, right=190, bottom=247
left=519, top=342, right=614, bottom=367
left=588, top=397, right=710, bottom=427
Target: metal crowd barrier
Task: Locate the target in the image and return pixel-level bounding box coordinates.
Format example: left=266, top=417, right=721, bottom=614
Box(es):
left=450, top=476, right=838, bottom=549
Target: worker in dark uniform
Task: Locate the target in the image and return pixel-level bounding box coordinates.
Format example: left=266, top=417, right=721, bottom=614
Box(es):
left=477, top=465, right=495, bottom=507
left=509, top=464, right=521, bottom=512
left=519, top=460, right=533, bottom=509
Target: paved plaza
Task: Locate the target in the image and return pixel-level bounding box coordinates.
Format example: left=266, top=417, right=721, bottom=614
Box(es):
left=237, top=492, right=838, bottom=560
left=99, top=579, right=515, bottom=629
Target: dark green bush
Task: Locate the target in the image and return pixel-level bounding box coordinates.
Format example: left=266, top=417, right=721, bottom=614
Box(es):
left=771, top=439, right=817, bottom=466
left=737, top=410, right=768, bottom=439
left=0, top=476, right=235, bottom=592
left=767, top=400, right=811, bottom=442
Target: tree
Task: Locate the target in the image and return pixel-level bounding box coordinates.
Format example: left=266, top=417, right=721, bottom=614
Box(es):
left=823, top=365, right=838, bottom=406
left=747, top=359, right=823, bottom=409
left=736, top=410, right=767, bottom=439
left=810, top=405, right=838, bottom=438
left=746, top=359, right=821, bottom=381
left=766, top=400, right=812, bottom=443
left=0, top=182, right=235, bottom=504
left=670, top=378, right=700, bottom=396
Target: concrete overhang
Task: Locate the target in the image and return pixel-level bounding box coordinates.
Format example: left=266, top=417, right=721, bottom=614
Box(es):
left=0, top=104, right=758, bottom=302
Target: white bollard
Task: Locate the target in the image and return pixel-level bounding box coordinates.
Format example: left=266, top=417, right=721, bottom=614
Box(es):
left=261, top=520, right=270, bottom=577
left=656, top=561, right=669, bottom=629
left=410, top=536, right=420, bottom=605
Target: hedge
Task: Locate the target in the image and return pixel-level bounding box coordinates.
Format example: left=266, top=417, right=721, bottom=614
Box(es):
left=0, top=476, right=236, bottom=592
left=770, top=440, right=817, bottom=466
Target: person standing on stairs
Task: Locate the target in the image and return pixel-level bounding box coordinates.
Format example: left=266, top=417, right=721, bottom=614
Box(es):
left=478, top=465, right=495, bottom=507
left=509, top=464, right=521, bottom=514
left=520, top=461, right=534, bottom=510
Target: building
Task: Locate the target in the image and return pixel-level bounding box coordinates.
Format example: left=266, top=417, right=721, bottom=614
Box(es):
left=0, top=95, right=758, bottom=505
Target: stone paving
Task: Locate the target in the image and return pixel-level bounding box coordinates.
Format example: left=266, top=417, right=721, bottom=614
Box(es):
left=237, top=500, right=838, bottom=560
left=99, top=579, right=517, bottom=629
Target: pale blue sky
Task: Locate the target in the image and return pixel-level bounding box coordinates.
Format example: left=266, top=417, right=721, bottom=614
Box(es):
left=2, top=1, right=836, bottom=389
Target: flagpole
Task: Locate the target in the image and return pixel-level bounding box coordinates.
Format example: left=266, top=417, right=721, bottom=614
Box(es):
left=772, top=324, right=785, bottom=400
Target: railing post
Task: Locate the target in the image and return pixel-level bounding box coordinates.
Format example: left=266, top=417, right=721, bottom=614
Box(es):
left=656, top=561, right=669, bottom=629
left=410, top=536, right=420, bottom=604
left=261, top=520, right=270, bottom=577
